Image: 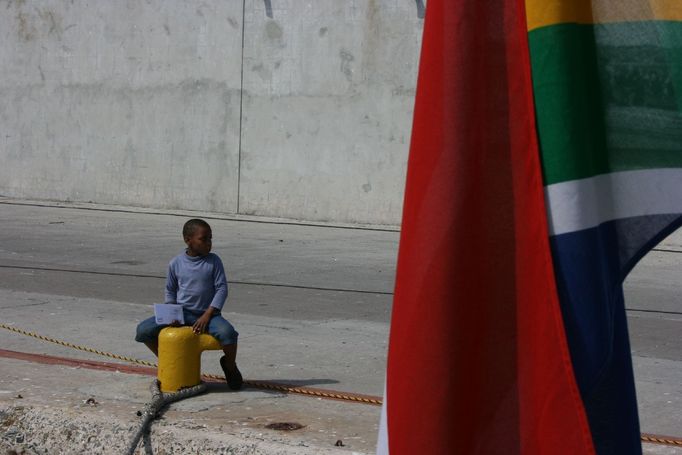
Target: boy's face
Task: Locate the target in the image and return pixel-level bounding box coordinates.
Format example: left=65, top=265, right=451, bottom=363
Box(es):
left=185, top=226, right=212, bottom=257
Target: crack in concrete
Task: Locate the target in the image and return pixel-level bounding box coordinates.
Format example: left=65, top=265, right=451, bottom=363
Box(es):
left=0, top=301, right=49, bottom=310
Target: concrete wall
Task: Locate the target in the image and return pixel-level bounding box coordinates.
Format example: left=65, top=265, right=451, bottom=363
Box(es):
left=0, top=0, right=423, bottom=225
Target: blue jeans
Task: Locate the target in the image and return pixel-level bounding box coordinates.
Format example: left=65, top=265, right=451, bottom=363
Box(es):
left=135, top=307, right=239, bottom=346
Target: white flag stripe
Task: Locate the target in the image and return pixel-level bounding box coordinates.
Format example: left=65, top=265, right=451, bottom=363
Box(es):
left=545, top=168, right=682, bottom=236
left=377, top=385, right=389, bottom=455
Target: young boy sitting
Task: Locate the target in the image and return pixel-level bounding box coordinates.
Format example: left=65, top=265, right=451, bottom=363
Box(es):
left=135, top=218, right=243, bottom=390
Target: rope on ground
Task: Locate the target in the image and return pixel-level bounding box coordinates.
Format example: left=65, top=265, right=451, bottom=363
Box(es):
left=640, top=433, right=682, bottom=447
left=0, top=322, right=156, bottom=368
left=0, top=322, right=383, bottom=405
left=205, top=374, right=382, bottom=405
left=3, top=322, right=682, bottom=447
left=126, top=380, right=207, bottom=455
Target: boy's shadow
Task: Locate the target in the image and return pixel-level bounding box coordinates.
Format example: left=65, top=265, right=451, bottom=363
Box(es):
left=206, top=378, right=340, bottom=395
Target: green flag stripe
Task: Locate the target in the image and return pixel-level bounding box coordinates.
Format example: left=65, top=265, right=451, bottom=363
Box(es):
left=528, top=21, right=682, bottom=186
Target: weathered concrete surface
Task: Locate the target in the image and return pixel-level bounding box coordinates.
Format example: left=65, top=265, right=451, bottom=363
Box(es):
left=0, top=0, right=423, bottom=225
left=0, top=201, right=680, bottom=454
left=240, top=1, right=423, bottom=224
left=0, top=290, right=388, bottom=397
left=0, top=0, right=243, bottom=214
left=0, top=201, right=391, bottom=453
left=0, top=358, right=375, bottom=455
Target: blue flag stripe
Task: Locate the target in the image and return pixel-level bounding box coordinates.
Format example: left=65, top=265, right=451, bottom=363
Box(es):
left=549, top=214, right=681, bottom=454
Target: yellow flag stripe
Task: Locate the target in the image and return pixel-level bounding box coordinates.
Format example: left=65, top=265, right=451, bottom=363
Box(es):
left=526, top=0, right=682, bottom=31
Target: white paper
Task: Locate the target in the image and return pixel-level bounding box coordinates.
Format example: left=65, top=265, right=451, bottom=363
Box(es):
left=154, top=304, right=184, bottom=325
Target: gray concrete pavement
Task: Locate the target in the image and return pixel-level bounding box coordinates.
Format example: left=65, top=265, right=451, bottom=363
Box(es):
left=0, top=200, right=681, bottom=453
left=0, top=357, right=376, bottom=455
left=0, top=200, right=392, bottom=454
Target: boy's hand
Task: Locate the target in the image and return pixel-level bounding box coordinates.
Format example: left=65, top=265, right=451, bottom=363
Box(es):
left=169, top=320, right=181, bottom=327
left=192, top=313, right=211, bottom=334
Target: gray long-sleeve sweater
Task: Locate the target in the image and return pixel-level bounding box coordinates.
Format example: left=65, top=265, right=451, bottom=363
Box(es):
left=164, top=251, right=228, bottom=313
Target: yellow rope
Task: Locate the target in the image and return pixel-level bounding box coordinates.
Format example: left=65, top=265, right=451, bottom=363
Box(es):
left=0, top=322, right=156, bottom=368
left=0, top=322, right=382, bottom=406
left=3, top=322, right=681, bottom=445
left=641, top=434, right=682, bottom=447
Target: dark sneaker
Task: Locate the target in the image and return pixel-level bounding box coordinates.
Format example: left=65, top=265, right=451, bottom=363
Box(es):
left=220, top=355, right=243, bottom=390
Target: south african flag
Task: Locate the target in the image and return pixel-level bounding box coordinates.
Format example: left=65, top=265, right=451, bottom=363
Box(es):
left=378, top=1, right=682, bottom=454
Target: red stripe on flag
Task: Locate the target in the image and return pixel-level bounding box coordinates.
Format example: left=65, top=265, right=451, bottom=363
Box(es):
left=384, top=0, right=595, bottom=453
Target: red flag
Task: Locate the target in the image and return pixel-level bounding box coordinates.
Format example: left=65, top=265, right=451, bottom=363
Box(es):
left=379, top=0, right=595, bottom=453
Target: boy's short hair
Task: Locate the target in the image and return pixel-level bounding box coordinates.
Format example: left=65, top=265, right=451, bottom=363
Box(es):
left=183, top=219, right=211, bottom=239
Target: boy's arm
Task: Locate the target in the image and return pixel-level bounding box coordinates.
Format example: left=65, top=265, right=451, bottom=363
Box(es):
left=193, top=305, right=215, bottom=333
left=209, top=257, right=228, bottom=311
left=165, top=264, right=178, bottom=304
left=194, top=257, right=227, bottom=334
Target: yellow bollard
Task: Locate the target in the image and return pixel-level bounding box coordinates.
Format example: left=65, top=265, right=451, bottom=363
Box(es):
left=157, top=326, right=222, bottom=392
